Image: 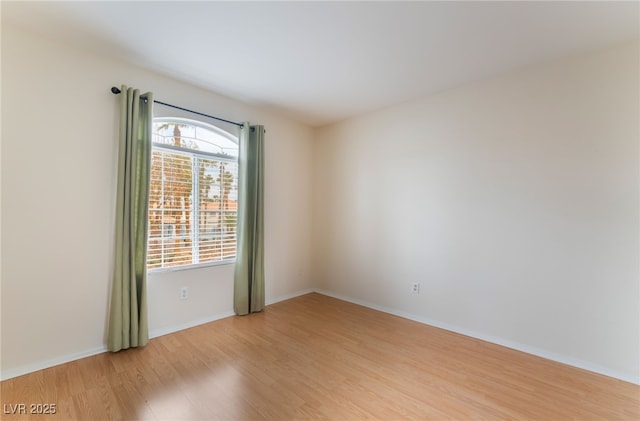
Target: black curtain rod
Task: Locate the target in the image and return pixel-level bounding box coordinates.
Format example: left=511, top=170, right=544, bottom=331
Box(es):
left=110, top=87, right=244, bottom=128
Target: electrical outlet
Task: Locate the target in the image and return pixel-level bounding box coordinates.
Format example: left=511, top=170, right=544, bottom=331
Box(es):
left=179, top=287, right=189, bottom=300
left=411, top=282, right=420, bottom=294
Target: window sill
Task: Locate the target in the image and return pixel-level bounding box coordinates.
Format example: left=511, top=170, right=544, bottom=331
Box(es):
left=148, top=259, right=236, bottom=274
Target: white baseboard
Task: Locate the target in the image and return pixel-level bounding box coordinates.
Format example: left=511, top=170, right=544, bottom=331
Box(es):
left=267, top=288, right=315, bottom=306
left=312, top=288, right=640, bottom=386
left=150, top=288, right=316, bottom=339
left=0, top=345, right=108, bottom=381
left=149, top=288, right=315, bottom=339
left=0, top=288, right=316, bottom=381
left=149, top=310, right=236, bottom=339
left=4, top=288, right=637, bottom=385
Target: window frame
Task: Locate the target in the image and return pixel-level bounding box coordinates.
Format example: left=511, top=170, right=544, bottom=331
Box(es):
left=147, top=118, right=239, bottom=273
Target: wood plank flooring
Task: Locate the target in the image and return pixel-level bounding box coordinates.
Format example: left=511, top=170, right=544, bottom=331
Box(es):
left=1, top=293, right=639, bottom=420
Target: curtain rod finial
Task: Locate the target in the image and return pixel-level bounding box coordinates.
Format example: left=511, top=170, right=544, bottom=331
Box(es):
left=111, top=86, right=121, bottom=94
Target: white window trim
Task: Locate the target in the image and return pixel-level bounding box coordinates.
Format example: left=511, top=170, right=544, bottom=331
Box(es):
left=147, top=118, right=239, bottom=272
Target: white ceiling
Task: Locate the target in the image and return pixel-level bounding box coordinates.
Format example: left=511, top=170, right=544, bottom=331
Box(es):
left=3, top=1, right=639, bottom=127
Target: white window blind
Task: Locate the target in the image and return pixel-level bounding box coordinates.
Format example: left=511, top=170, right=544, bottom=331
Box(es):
left=147, top=120, right=238, bottom=271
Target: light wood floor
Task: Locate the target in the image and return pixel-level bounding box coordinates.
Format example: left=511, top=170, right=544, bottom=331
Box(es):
left=1, top=293, right=638, bottom=420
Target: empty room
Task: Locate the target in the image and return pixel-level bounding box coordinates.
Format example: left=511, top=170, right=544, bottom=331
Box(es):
left=1, top=1, right=638, bottom=420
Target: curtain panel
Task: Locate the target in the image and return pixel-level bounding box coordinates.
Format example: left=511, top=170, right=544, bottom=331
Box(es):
left=234, top=124, right=265, bottom=315
left=107, top=85, right=153, bottom=351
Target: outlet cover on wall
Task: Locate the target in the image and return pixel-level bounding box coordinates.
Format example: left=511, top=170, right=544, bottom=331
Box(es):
left=179, top=287, right=189, bottom=300
left=411, top=282, right=420, bottom=294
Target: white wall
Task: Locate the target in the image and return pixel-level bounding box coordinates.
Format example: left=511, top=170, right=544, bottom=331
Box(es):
left=2, top=21, right=638, bottom=385
left=1, top=23, right=314, bottom=378
left=313, top=42, right=639, bottom=383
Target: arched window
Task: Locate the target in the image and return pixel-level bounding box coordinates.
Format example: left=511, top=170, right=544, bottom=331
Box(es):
left=147, top=118, right=238, bottom=270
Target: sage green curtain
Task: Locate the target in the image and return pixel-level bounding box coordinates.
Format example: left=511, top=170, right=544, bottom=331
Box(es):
left=107, top=86, right=153, bottom=351
left=234, top=124, right=265, bottom=315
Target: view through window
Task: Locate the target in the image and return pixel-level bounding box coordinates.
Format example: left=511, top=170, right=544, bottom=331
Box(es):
left=148, top=118, right=238, bottom=270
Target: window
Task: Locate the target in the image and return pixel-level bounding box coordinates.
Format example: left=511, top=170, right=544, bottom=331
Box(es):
left=147, top=118, right=238, bottom=270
